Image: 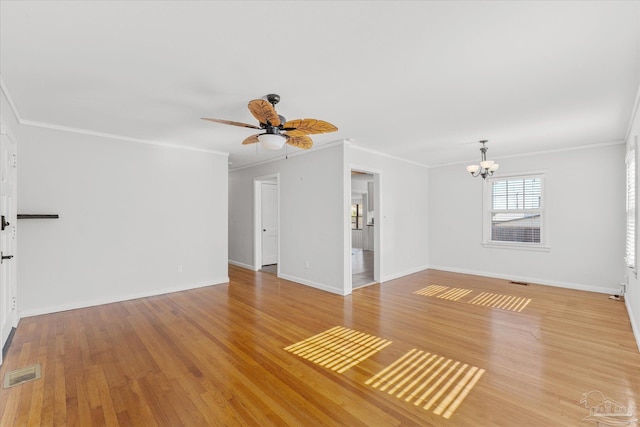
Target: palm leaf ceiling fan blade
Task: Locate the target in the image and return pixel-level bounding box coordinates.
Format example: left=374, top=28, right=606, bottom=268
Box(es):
left=248, top=99, right=281, bottom=126
left=242, top=134, right=260, bottom=145
left=283, top=118, right=338, bottom=135
left=283, top=129, right=307, bottom=138
left=285, top=134, right=314, bottom=149
left=200, top=117, right=261, bottom=129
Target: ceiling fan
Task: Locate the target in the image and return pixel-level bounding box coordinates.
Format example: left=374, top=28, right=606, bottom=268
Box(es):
left=201, top=94, right=338, bottom=150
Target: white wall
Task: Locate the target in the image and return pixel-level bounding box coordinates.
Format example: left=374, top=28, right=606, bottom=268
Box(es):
left=229, top=144, right=347, bottom=294
left=15, top=124, right=229, bottom=316
left=428, top=143, right=626, bottom=294
left=626, top=88, right=640, bottom=350
left=229, top=143, right=430, bottom=294
left=349, top=146, right=430, bottom=282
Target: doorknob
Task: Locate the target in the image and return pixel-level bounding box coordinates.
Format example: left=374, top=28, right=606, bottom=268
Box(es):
left=1, top=251, right=13, bottom=264
left=263, top=229, right=266, bottom=232
left=1, top=215, right=8, bottom=231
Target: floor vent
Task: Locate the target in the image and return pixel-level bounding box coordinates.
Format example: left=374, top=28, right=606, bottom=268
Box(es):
left=510, top=281, right=529, bottom=286
left=3, top=364, right=41, bottom=389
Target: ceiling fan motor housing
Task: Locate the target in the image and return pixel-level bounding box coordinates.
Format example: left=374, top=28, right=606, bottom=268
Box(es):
left=266, top=93, right=280, bottom=105
left=264, top=126, right=282, bottom=135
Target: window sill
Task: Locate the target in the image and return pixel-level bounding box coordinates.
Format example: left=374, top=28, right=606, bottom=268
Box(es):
left=482, top=242, right=551, bottom=252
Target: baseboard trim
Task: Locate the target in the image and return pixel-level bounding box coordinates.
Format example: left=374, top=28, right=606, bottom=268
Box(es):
left=278, top=273, right=347, bottom=296
left=625, top=297, right=640, bottom=352
left=2, top=326, right=16, bottom=363
left=19, top=277, right=230, bottom=318
left=229, top=262, right=347, bottom=295
left=382, top=265, right=430, bottom=283
left=228, top=260, right=256, bottom=271
left=427, top=265, right=617, bottom=295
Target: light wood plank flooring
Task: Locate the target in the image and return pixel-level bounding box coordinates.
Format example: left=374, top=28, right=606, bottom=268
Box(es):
left=1, top=267, right=639, bottom=426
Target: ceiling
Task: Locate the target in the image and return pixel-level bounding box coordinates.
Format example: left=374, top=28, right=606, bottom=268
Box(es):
left=1, top=1, right=639, bottom=170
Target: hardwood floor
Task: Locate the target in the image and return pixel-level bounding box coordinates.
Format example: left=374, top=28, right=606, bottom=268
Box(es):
left=1, top=266, right=639, bottom=426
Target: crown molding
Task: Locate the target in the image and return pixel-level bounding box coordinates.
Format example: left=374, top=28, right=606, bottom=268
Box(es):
left=430, top=139, right=626, bottom=169
left=0, top=73, right=228, bottom=156
left=0, top=74, right=23, bottom=123
left=347, top=142, right=430, bottom=169
left=625, top=78, right=640, bottom=141
left=20, top=119, right=228, bottom=156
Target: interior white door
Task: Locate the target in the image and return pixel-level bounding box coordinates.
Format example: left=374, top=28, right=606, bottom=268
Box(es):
left=0, top=128, right=18, bottom=363
left=261, top=182, right=278, bottom=266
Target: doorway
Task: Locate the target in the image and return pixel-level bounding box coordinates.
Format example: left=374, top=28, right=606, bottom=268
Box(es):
left=350, top=169, right=381, bottom=290
left=254, top=174, right=279, bottom=275
left=0, top=125, right=18, bottom=365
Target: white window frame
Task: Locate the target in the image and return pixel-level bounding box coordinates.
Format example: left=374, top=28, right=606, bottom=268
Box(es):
left=482, top=172, right=549, bottom=252
left=625, top=139, right=637, bottom=273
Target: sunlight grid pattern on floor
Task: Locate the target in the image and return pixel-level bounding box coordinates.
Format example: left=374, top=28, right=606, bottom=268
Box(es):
left=468, top=292, right=531, bottom=312
left=366, top=349, right=485, bottom=420
left=284, top=326, right=392, bottom=373
left=414, top=285, right=449, bottom=297
left=435, top=288, right=473, bottom=301
left=414, top=285, right=533, bottom=312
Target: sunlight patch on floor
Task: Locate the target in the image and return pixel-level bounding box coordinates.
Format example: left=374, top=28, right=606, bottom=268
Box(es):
left=284, top=326, right=392, bottom=373
left=366, top=349, right=485, bottom=419
left=414, top=285, right=532, bottom=312
left=468, top=292, right=531, bottom=312
left=414, top=285, right=449, bottom=297
left=435, top=287, right=474, bottom=301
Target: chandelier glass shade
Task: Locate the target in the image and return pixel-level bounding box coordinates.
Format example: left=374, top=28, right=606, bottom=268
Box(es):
left=467, top=140, right=499, bottom=179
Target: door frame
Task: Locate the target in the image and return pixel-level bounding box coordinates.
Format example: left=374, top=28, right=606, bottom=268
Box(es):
left=347, top=166, right=382, bottom=294
left=253, top=173, right=280, bottom=273
left=0, top=123, right=18, bottom=366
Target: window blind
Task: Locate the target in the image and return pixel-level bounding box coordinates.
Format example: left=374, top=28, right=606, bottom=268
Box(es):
left=490, top=177, right=542, bottom=244
left=492, top=178, right=541, bottom=210
left=626, top=147, right=636, bottom=270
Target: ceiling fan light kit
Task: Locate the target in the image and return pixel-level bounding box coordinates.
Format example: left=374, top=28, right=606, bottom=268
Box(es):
left=467, top=140, right=499, bottom=179
left=202, top=93, right=338, bottom=151
left=258, top=134, right=286, bottom=150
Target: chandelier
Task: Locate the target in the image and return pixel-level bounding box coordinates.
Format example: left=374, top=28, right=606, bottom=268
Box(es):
left=466, top=140, right=499, bottom=179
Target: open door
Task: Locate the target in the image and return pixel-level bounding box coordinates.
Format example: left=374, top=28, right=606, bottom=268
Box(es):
left=0, top=126, right=18, bottom=365
left=254, top=174, right=279, bottom=273
left=261, top=182, right=278, bottom=266
left=349, top=169, right=381, bottom=292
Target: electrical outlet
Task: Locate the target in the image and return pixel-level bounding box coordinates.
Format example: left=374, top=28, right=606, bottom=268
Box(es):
left=177, top=265, right=183, bottom=273
left=11, top=297, right=16, bottom=310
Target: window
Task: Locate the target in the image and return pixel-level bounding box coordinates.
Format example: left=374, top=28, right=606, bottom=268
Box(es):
left=351, top=203, right=363, bottom=229
left=484, top=174, right=546, bottom=249
left=626, top=142, right=636, bottom=271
